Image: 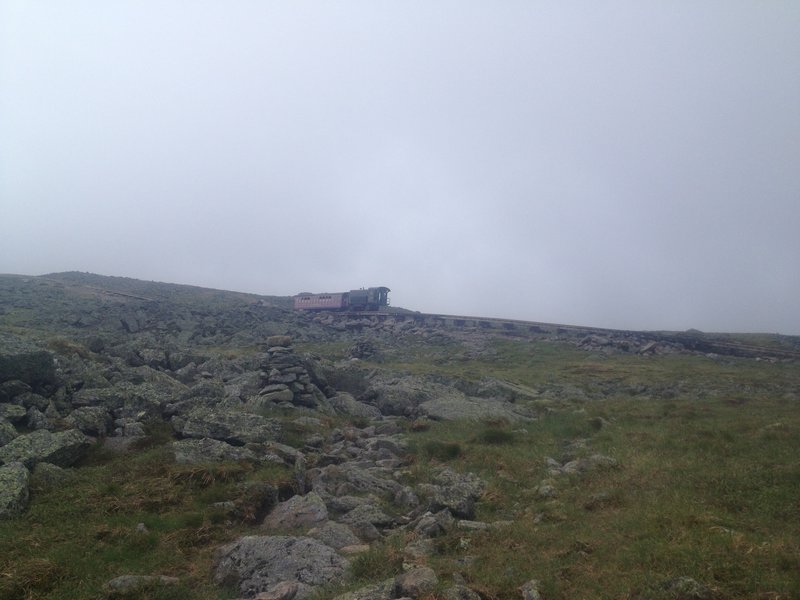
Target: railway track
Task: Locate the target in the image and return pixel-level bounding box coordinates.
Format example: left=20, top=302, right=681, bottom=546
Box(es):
left=342, top=310, right=800, bottom=361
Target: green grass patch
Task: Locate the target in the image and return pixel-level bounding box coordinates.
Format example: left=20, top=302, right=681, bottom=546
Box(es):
left=404, top=349, right=800, bottom=600
left=0, top=440, right=292, bottom=600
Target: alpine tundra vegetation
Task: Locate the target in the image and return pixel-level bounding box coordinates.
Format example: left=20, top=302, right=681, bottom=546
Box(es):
left=0, top=272, right=798, bottom=600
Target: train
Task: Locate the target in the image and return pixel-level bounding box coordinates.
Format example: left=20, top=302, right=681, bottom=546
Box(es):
left=293, top=286, right=390, bottom=311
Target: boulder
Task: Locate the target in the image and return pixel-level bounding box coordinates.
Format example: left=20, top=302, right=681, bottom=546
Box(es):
left=660, top=576, right=713, bottom=600
left=262, top=492, right=328, bottom=532
left=30, top=462, right=72, bottom=491
left=0, top=429, right=92, bottom=469
left=26, top=406, right=50, bottom=430
left=214, top=535, right=349, bottom=597
left=178, top=409, right=281, bottom=445
left=266, top=336, right=293, bottom=348
left=394, top=566, right=438, bottom=598
left=426, top=468, right=487, bottom=519
left=172, top=438, right=259, bottom=464
left=0, top=403, right=27, bottom=424
left=254, top=580, right=303, bottom=600
left=105, top=575, right=180, bottom=596
left=0, top=380, right=31, bottom=403
left=0, top=350, right=56, bottom=388
left=65, top=406, right=113, bottom=436
left=520, top=580, right=543, bottom=600
left=442, top=585, right=482, bottom=600
left=333, top=579, right=394, bottom=600
left=329, top=393, right=382, bottom=420
left=339, top=503, right=394, bottom=528
left=0, top=417, right=18, bottom=447
left=0, top=462, right=29, bottom=519
left=419, top=396, right=534, bottom=422
left=308, top=521, right=361, bottom=550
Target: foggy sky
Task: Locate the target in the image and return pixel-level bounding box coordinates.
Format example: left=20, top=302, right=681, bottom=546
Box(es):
left=2, top=2, right=799, bottom=333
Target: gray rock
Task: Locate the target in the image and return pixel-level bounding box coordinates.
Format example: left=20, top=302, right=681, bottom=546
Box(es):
left=333, top=579, right=394, bottom=600
left=179, top=409, right=281, bottom=445
left=339, top=503, right=394, bottom=528
left=263, top=492, right=329, bottom=532
left=309, top=463, right=402, bottom=499
left=0, top=417, right=18, bottom=447
left=172, top=437, right=259, bottom=464
left=660, top=576, right=713, bottom=600
left=30, top=462, right=72, bottom=491
left=330, top=393, right=382, bottom=420
left=427, top=468, right=487, bottom=519
left=214, top=535, right=349, bottom=597
left=105, top=574, right=180, bottom=595
left=26, top=406, right=50, bottom=430
left=0, top=349, right=56, bottom=388
left=0, top=429, right=92, bottom=468
left=442, top=585, right=482, bottom=600
left=413, top=509, right=455, bottom=537
left=308, top=521, right=361, bottom=549
left=520, top=580, right=542, bottom=600
left=394, top=566, right=438, bottom=598
left=253, top=388, right=295, bottom=406
left=0, top=403, right=27, bottom=424
left=560, top=453, right=619, bottom=475
left=254, top=580, right=302, bottom=600
left=419, top=396, right=534, bottom=422
left=65, top=406, right=113, bottom=436
left=0, top=462, right=29, bottom=518
left=266, top=336, right=293, bottom=348
left=19, top=392, right=49, bottom=411
left=0, top=379, right=32, bottom=403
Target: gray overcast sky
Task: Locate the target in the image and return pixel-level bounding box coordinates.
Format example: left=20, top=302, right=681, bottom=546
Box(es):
left=1, top=2, right=799, bottom=333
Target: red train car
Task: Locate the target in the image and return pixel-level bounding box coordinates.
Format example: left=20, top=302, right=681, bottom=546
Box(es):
left=294, top=287, right=390, bottom=311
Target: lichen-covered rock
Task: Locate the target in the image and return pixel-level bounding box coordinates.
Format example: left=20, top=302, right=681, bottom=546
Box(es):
left=0, top=417, right=18, bottom=447
left=419, top=395, right=534, bottom=422
left=0, top=379, right=32, bottom=403
left=266, top=336, right=293, bottom=348
left=339, top=503, right=394, bottom=528
left=65, top=406, right=113, bottom=436
left=0, top=403, right=27, bottom=424
left=214, top=535, right=349, bottom=597
left=0, top=462, right=29, bottom=519
left=426, top=468, right=487, bottom=519
left=329, top=393, right=382, bottom=420
left=660, top=576, right=713, bottom=600
left=104, top=574, right=180, bottom=596
left=172, top=437, right=259, bottom=464
left=442, top=585, right=482, bottom=600
left=308, top=521, right=361, bottom=550
left=333, top=579, right=394, bottom=600
left=262, top=492, right=329, bottom=532
left=0, top=428, right=92, bottom=469
left=520, top=580, right=543, bottom=600
left=394, top=566, right=438, bottom=598
left=178, top=409, right=281, bottom=445
left=30, top=462, right=72, bottom=491
left=0, top=350, right=56, bottom=388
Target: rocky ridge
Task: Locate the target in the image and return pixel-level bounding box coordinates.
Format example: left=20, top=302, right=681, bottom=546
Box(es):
left=1, top=272, right=782, bottom=599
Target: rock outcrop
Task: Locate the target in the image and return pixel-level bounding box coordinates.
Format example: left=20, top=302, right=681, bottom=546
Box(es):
left=214, top=535, right=349, bottom=598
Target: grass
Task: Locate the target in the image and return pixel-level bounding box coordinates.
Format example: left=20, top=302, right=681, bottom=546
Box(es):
left=0, top=436, right=293, bottom=600
left=404, top=390, right=800, bottom=600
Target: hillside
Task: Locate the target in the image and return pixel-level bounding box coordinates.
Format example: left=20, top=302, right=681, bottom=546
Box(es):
left=1, top=272, right=798, bottom=600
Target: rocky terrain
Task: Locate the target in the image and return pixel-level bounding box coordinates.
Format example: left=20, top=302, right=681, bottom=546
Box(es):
left=1, top=272, right=798, bottom=600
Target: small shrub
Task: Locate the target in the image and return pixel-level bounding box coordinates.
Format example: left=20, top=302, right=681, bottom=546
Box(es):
left=420, top=440, right=462, bottom=461
left=475, top=428, right=516, bottom=445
